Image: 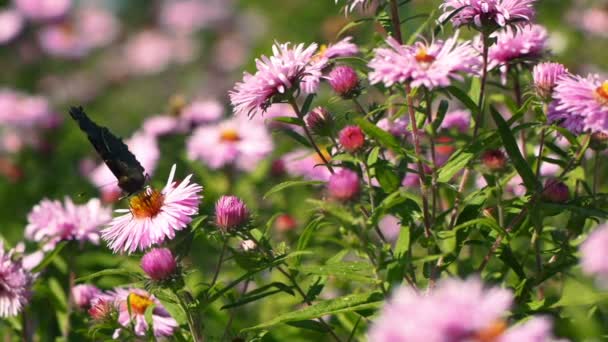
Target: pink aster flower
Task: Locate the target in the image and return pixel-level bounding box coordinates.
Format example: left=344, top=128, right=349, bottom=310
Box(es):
left=550, top=74, right=608, bottom=134
left=71, top=284, right=101, bottom=309
left=107, top=288, right=178, bottom=338
left=283, top=148, right=335, bottom=181
left=328, top=169, right=360, bottom=201
left=186, top=116, right=273, bottom=171
left=215, top=195, right=250, bottom=231
left=378, top=214, right=401, bottom=243
left=159, top=0, right=231, bottom=34
left=323, top=36, right=359, bottom=59
left=14, top=0, right=71, bottom=21
left=486, top=24, right=548, bottom=82
left=377, top=116, right=409, bottom=138
left=441, top=109, right=471, bottom=133
left=580, top=224, right=608, bottom=282
left=102, top=164, right=203, bottom=254
left=230, top=41, right=318, bottom=117
left=88, top=132, right=160, bottom=202
left=369, top=32, right=479, bottom=89
left=181, top=99, right=224, bottom=124
left=368, top=277, right=556, bottom=342
left=25, top=197, right=111, bottom=250
left=301, top=37, right=359, bottom=94
left=142, top=115, right=183, bottom=137
left=0, top=10, right=24, bottom=44
left=533, top=62, right=568, bottom=101
left=123, top=30, right=175, bottom=76
left=140, top=248, right=177, bottom=281
left=0, top=241, right=34, bottom=317
left=439, top=0, right=537, bottom=29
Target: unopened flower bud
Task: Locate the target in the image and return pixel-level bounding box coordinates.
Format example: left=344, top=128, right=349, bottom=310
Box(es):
left=215, top=195, right=249, bottom=231
left=542, top=178, right=569, bottom=203
left=305, top=107, right=334, bottom=136
left=481, top=149, right=507, bottom=171
left=328, top=169, right=360, bottom=201
left=141, top=248, right=177, bottom=281
left=339, top=125, right=365, bottom=153
left=88, top=299, right=113, bottom=321
left=590, top=132, right=608, bottom=151
left=328, top=65, right=360, bottom=98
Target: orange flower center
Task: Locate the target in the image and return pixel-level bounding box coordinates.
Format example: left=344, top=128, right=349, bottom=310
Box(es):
left=595, top=81, right=608, bottom=104
left=129, top=188, right=164, bottom=219
left=312, top=148, right=331, bottom=164
left=415, top=48, right=436, bottom=64
left=474, top=320, right=508, bottom=342
left=128, top=293, right=154, bottom=315
left=220, top=129, right=241, bottom=142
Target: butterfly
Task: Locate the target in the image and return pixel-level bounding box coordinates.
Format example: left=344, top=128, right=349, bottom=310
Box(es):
left=69, top=106, right=146, bottom=196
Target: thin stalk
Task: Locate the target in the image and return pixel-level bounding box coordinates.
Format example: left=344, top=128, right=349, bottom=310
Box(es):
left=530, top=225, right=544, bottom=299
left=594, top=150, right=600, bottom=196
left=448, top=32, right=492, bottom=230
left=424, top=89, right=438, bottom=221
left=513, top=70, right=526, bottom=158
left=362, top=162, right=376, bottom=211
left=222, top=279, right=251, bottom=340
left=406, top=85, right=432, bottom=237
left=288, top=98, right=335, bottom=174
left=388, top=0, right=403, bottom=44
left=178, top=293, right=204, bottom=342
left=62, top=271, right=75, bottom=339
left=210, top=239, right=228, bottom=287
left=535, top=128, right=547, bottom=178
left=347, top=317, right=362, bottom=342
left=496, top=185, right=505, bottom=228
left=352, top=98, right=367, bottom=116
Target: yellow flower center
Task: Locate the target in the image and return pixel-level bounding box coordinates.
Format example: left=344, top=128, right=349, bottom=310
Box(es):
left=128, top=293, right=154, bottom=315
left=169, top=94, right=187, bottom=117
left=415, top=48, right=436, bottom=64
left=474, top=320, right=508, bottom=342
left=311, top=44, right=328, bottom=63
left=220, top=129, right=241, bottom=142
left=129, top=188, right=164, bottom=219
left=595, top=81, right=608, bottom=104
left=312, top=148, right=331, bottom=164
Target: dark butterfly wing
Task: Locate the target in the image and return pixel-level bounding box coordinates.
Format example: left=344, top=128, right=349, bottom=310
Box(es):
left=69, top=106, right=146, bottom=195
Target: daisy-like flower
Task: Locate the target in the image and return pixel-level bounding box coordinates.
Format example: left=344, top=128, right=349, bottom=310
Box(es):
left=186, top=116, right=273, bottom=171
left=25, top=197, right=111, bottom=250
left=368, top=32, right=479, bottom=89
left=102, top=164, right=202, bottom=254
left=533, top=62, right=568, bottom=101
left=440, top=109, right=471, bottom=133
left=107, top=288, right=178, bottom=338
left=229, top=41, right=318, bottom=118
left=551, top=74, right=608, bottom=134
left=368, top=277, right=557, bottom=341
left=302, top=37, right=360, bottom=93
left=88, top=132, right=160, bottom=202
left=439, top=0, right=537, bottom=29
left=0, top=241, right=35, bottom=318
left=486, top=24, right=548, bottom=82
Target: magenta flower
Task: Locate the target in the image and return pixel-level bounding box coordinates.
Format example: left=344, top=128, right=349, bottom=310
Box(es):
left=306, top=107, right=334, bottom=136
left=14, top=0, right=71, bottom=21
left=487, top=24, right=548, bottom=81
left=551, top=74, right=608, bottom=134
left=323, top=37, right=359, bottom=59
left=71, top=284, right=101, bottom=309
left=533, top=62, right=568, bottom=101
left=378, top=215, right=401, bottom=243
left=140, top=248, right=177, bottom=281
left=283, top=149, right=335, bottom=181
left=439, top=0, right=537, bottom=28
left=328, top=169, right=360, bottom=201
left=368, top=277, right=556, bottom=341
left=229, top=41, right=318, bottom=117
left=215, top=195, right=250, bottom=231
left=123, top=30, right=175, bottom=76
left=102, top=164, right=202, bottom=254
left=186, top=116, right=273, bottom=171
left=0, top=241, right=34, bottom=317
left=26, top=197, right=111, bottom=250
left=377, top=116, right=409, bottom=138
left=107, top=288, right=178, bottom=338
left=181, top=99, right=224, bottom=124
left=328, top=65, right=360, bottom=98
left=440, top=109, right=471, bottom=133
left=301, top=37, right=360, bottom=93
left=88, top=132, right=159, bottom=201
left=0, top=10, right=24, bottom=44
left=369, top=32, right=479, bottom=89
left=581, top=224, right=608, bottom=281
left=339, top=125, right=365, bottom=152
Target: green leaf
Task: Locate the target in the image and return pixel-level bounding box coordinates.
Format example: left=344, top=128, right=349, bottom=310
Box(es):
left=32, top=241, right=67, bottom=273
left=298, top=262, right=376, bottom=283
left=490, top=106, right=540, bottom=192
left=445, top=86, right=479, bottom=116
left=221, top=282, right=294, bottom=310
left=375, top=160, right=400, bottom=192
left=280, top=129, right=311, bottom=148
left=264, top=180, right=324, bottom=199
left=285, top=320, right=330, bottom=332
left=301, top=94, right=316, bottom=115
left=437, top=150, right=473, bottom=183
left=242, top=292, right=383, bottom=331
left=272, top=116, right=304, bottom=126
left=354, top=117, right=402, bottom=152
left=393, top=226, right=410, bottom=259
left=432, top=100, right=449, bottom=132
left=76, top=268, right=142, bottom=283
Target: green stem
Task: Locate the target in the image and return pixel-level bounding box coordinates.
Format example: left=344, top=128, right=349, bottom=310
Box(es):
left=210, top=239, right=228, bottom=288
left=178, top=293, right=204, bottom=342
left=388, top=0, right=403, bottom=44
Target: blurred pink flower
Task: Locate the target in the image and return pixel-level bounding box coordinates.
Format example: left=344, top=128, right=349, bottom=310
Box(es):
left=377, top=116, right=409, bottom=138
left=378, top=215, right=401, bottom=243
left=440, top=109, right=471, bottom=133
left=283, top=148, right=334, bottom=181
left=182, top=99, right=224, bottom=124
left=369, top=32, right=479, bottom=89
left=25, top=197, right=111, bottom=250
left=106, top=288, right=178, bottom=338
left=123, top=30, right=174, bottom=75
left=186, top=116, right=273, bottom=171
left=88, top=132, right=160, bottom=200
left=71, top=284, right=101, bottom=309
left=368, top=277, right=556, bottom=341
left=0, top=10, right=24, bottom=44
left=14, top=0, right=71, bottom=21
left=102, top=164, right=202, bottom=254
left=581, top=224, right=608, bottom=282
left=439, top=0, right=537, bottom=28
left=159, top=0, right=232, bottom=34
left=76, top=6, right=120, bottom=49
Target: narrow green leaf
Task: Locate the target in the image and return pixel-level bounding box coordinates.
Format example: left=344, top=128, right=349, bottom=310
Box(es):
left=76, top=268, right=142, bottom=283
left=375, top=161, right=400, bottom=192
left=285, top=320, right=330, bottom=332
left=490, top=106, right=541, bottom=191
left=393, top=226, right=410, bottom=259
left=301, top=94, right=316, bottom=115
left=445, top=86, right=479, bottom=116
left=354, top=117, right=402, bottom=152
left=272, top=116, right=304, bottom=126
left=280, top=129, right=311, bottom=148
left=299, top=262, right=376, bottom=283
left=432, top=100, right=449, bottom=132
left=32, top=241, right=67, bottom=273
left=264, top=180, right=324, bottom=199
